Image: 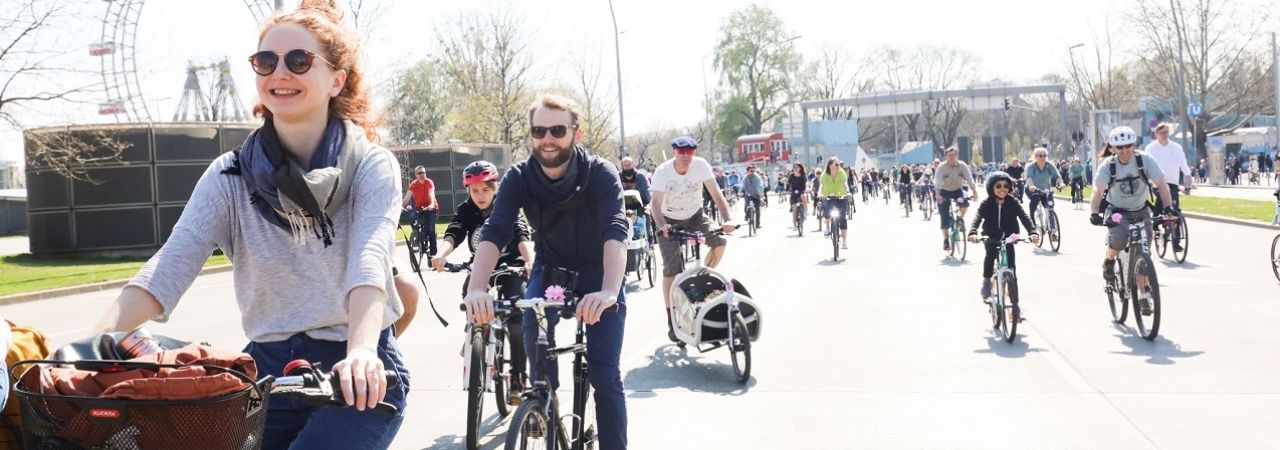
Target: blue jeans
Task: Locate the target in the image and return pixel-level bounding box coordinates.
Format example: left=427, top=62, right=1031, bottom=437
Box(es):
left=1026, top=191, right=1054, bottom=228
left=414, top=210, right=438, bottom=256
left=938, top=188, right=970, bottom=230
left=523, top=264, right=628, bottom=450
left=245, top=328, right=410, bottom=450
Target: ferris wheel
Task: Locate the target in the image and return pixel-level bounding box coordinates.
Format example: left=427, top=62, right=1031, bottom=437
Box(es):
left=91, top=0, right=281, bottom=122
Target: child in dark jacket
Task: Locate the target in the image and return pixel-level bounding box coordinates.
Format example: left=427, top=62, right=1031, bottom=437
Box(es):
left=968, top=171, right=1040, bottom=299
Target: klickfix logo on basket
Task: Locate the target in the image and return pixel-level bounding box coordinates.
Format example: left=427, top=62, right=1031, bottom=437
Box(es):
left=90, top=408, right=121, bottom=419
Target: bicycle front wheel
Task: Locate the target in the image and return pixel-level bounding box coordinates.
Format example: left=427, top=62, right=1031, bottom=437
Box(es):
left=466, top=329, right=488, bottom=450
left=1106, top=256, right=1129, bottom=324
left=1172, top=216, right=1189, bottom=263
left=504, top=396, right=568, bottom=450
left=1130, top=252, right=1162, bottom=340
left=729, top=312, right=752, bottom=384
left=1271, top=234, right=1280, bottom=282
left=1001, top=272, right=1020, bottom=342
left=1048, top=210, right=1061, bottom=252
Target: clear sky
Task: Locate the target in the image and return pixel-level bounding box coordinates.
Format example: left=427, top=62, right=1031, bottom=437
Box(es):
left=4, top=0, right=1272, bottom=163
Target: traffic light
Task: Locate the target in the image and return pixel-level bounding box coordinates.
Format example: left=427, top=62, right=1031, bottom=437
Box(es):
left=1003, top=97, right=1011, bottom=111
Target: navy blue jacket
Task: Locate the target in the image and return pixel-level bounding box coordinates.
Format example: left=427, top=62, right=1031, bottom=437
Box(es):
left=478, top=148, right=628, bottom=276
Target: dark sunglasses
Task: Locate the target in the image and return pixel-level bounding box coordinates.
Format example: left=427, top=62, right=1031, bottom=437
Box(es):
left=1115, top=144, right=1135, bottom=150
left=993, top=183, right=1011, bottom=189
left=530, top=125, right=576, bottom=139
left=248, top=49, right=335, bottom=76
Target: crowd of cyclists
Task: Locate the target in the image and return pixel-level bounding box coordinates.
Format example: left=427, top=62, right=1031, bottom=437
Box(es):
left=68, top=2, right=1216, bottom=449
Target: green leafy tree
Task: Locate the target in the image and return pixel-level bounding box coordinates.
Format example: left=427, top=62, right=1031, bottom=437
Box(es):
left=712, top=5, right=801, bottom=143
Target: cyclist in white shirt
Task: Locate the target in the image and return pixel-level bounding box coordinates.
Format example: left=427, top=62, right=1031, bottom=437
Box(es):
left=650, top=136, right=736, bottom=342
left=1144, top=122, right=1193, bottom=252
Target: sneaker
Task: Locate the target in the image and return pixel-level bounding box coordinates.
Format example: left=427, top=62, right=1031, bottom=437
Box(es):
left=1172, top=241, right=1184, bottom=253
left=824, top=230, right=831, bottom=238
left=980, top=278, right=992, bottom=299
left=1138, top=297, right=1153, bottom=316
left=841, top=241, right=848, bottom=249
left=943, top=238, right=952, bottom=252
left=507, top=375, right=525, bottom=406
left=1102, top=260, right=1117, bottom=284
left=667, top=328, right=679, bottom=343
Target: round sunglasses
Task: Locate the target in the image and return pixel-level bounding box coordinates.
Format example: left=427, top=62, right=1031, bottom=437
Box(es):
left=248, top=49, right=336, bottom=76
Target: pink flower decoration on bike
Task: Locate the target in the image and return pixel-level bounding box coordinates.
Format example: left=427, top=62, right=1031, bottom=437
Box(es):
left=1110, top=213, right=1123, bottom=223
left=544, top=285, right=566, bottom=304
left=1006, top=233, right=1020, bottom=243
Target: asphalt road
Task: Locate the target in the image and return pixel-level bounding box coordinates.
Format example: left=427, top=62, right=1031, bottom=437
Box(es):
left=4, top=189, right=1279, bottom=449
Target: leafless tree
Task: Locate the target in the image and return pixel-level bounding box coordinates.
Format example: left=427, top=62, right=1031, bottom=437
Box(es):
left=435, top=5, right=535, bottom=158
left=1131, top=0, right=1276, bottom=158
left=3, top=0, right=127, bottom=181
left=569, top=49, right=618, bottom=158
left=24, top=128, right=131, bottom=183
left=0, top=0, right=97, bottom=129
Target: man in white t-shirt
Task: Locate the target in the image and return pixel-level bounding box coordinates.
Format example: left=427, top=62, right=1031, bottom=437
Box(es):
left=1144, top=122, right=1193, bottom=252
left=650, top=136, right=736, bottom=342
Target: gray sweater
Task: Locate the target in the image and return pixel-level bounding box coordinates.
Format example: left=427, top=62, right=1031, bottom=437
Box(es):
left=126, top=146, right=403, bottom=343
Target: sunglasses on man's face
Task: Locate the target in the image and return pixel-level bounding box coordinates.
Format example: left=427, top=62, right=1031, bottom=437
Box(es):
left=248, top=49, right=335, bottom=76
left=530, top=125, right=576, bottom=139
left=674, top=148, right=696, bottom=155
left=1116, top=144, right=1135, bottom=150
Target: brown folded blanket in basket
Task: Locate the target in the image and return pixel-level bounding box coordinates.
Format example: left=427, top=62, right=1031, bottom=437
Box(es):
left=24, top=343, right=257, bottom=400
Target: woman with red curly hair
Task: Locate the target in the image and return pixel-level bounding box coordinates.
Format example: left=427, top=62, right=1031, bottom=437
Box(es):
left=95, top=1, right=408, bottom=448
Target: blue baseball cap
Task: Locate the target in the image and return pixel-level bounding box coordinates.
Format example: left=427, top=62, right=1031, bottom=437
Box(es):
left=671, top=136, right=699, bottom=150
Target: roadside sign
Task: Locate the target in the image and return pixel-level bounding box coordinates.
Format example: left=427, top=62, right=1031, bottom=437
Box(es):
left=1188, top=102, right=1204, bottom=117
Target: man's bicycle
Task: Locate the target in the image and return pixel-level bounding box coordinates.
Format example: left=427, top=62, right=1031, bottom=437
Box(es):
left=1097, top=212, right=1171, bottom=341
left=946, top=200, right=968, bottom=261
left=503, top=289, right=616, bottom=450
left=667, top=227, right=758, bottom=383
left=1153, top=190, right=1189, bottom=263
left=900, top=182, right=913, bottom=216
left=883, top=181, right=891, bottom=204
left=405, top=206, right=434, bottom=270
left=978, top=234, right=1027, bottom=343
left=744, top=195, right=760, bottom=237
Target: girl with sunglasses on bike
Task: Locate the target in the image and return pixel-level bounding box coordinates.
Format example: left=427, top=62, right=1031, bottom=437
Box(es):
left=95, top=1, right=409, bottom=448
left=968, top=172, right=1040, bottom=300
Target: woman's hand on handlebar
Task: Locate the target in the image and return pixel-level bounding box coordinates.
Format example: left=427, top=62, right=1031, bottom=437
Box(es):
left=330, top=348, right=386, bottom=412
left=659, top=224, right=672, bottom=238
left=463, top=290, right=496, bottom=324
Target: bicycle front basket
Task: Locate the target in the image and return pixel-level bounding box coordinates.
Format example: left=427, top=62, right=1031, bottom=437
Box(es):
left=12, top=360, right=269, bottom=450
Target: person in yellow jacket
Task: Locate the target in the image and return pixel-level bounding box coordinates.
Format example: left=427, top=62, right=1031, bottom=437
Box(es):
left=818, top=157, right=851, bottom=249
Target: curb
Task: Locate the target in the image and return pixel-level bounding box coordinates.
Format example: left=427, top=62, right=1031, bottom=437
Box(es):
left=1052, top=194, right=1277, bottom=231
left=0, top=240, right=416, bottom=307
left=0, top=264, right=234, bottom=307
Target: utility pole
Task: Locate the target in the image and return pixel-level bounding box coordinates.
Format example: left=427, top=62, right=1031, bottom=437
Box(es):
left=1273, top=32, right=1279, bottom=154
left=1068, top=44, right=1088, bottom=160
left=1169, top=0, right=1196, bottom=158
left=607, top=0, right=627, bottom=157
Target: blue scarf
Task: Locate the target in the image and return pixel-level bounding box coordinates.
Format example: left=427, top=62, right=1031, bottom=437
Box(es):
left=228, top=117, right=363, bottom=247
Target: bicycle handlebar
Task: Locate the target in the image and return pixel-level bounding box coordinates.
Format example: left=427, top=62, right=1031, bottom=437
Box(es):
left=270, top=360, right=400, bottom=416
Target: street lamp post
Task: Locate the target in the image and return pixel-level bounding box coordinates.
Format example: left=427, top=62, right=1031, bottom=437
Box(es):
left=607, top=0, right=627, bottom=157
left=1068, top=43, right=1087, bottom=161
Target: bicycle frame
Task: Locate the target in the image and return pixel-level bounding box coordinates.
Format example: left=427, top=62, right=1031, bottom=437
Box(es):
left=519, top=297, right=593, bottom=450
